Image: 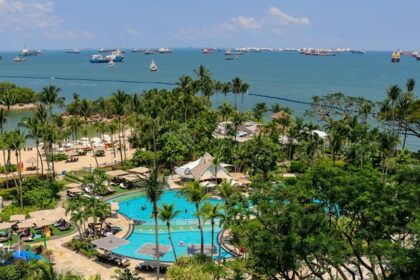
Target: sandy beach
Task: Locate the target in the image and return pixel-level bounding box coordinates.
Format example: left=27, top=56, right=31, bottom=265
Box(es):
left=0, top=136, right=135, bottom=178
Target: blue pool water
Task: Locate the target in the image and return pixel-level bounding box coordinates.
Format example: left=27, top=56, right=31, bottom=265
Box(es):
left=13, top=250, right=43, bottom=261
left=111, top=191, right=233, bottom=262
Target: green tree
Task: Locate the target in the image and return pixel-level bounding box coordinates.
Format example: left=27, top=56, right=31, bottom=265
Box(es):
left=159, top=203, right=181, bottom=261
left=201, top=202, right=223, bottom=257
left=180, top=180, right=208, bottom=254
left=142, top=170, right=165, bottom=280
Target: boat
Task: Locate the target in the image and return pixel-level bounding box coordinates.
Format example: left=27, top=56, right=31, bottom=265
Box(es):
left=105, top=50, right=124, bottom=62
left=202, top=48, right=215, bottom=54
left=144, top=49, right=155, bottom=55
left=89, top=54, right=109, bottom=63
left=149, top=59, right=158, bottom=71
left=351, top=49, right=366, bottom=54
left=66, top=48, right=80, bottom=54
left=415, top=54, right=420, bottom=61
left=108, top=60, right=116, bottom=67
left=14, top=56, right=27, bottom=62
left=20, top=47, right=40, bottom=56
left=158, top=47, right=172, bottom=54
left=99, top=48, right=117, bottom=53
left=131, top=48, right=143, bottom=53
left=224, top=49, right=242, bottom=56
left=391, top=51, right=400, bottom=63
left=313, top=51, right=336, bottom=56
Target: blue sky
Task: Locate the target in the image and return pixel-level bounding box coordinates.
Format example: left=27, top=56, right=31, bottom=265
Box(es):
left=0, top=0, right=419, bottom=51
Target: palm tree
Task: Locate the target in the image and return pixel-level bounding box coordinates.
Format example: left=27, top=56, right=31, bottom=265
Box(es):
left=107, top=120, right=119, bottom=166
left=180, top=180, right=208, bottom=254
left=252, top=102, right=268, bottom=121
left=218, top=102, right=233, bottom=122
left=0, top=90, right=15, bottom=130
left=112, top=90, right=130, bottom=165
left=67, top=116, right=83, bottom=144
left=6, top=129, right=26, bottom=210
left=231, top=111, right=247, bottom=141
left=112, top=268, right=143, bottom=280
left=66, top=198, right=86, bottom=240
left=79, top=99, right=99, bottom=169
left=39, top=85, right=65, bottom=115
left=221, top=82, right=231, bottom=101
left=158, top=203, right=181, bottom=261
left=386, top=84, right=402, bottom=134
left=19, top=116, right=44, bottom=175
left=142, top=170, right=165, bottom=280
left=231, top=77, right=242, bottom=109
left=0, top=108, right=9, bottom=187
left=201, top=202, right=223, bottom=257
left=216, top=180, right=236, bottom=263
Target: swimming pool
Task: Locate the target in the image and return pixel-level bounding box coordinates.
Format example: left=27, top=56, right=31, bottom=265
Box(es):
left=110, top=190, right=233, bottom=262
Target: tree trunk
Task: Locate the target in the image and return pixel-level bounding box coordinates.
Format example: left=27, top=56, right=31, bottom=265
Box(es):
left=196, top=203, right=204, bottom=254
left=50, top=143, right=56, bottom=180
left=118, top=119, right=124, bottom=166
left=2, top=148, right=9, bottom=189
left=36, top=141, right=44, bottom=176
left=167, top=223, right=177, bottom=261
left=16, top=151, right=23, bottom=211
left=153, top=203, right=160, bottom=280
left=211, top=222, right=215, bottom=257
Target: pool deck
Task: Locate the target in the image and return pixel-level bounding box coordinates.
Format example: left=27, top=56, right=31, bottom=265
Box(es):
left=44, top=212, right=165, bottom=280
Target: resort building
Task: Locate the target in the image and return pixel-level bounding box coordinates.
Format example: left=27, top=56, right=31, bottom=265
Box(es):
left=172, top=153, right=251, bottom=188
left=213, top=121, right=261, bottom=142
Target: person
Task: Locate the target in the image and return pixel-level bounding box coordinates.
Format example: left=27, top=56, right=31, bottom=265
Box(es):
left=185, top=209, right=188, bottom=214
left=179, top=241, right=184, bottom=247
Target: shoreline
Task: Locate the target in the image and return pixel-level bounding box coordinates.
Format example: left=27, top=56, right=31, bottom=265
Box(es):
left=0, top=103, right=37, bottom=111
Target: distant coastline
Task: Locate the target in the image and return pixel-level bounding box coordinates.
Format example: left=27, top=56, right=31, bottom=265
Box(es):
left=0, top=103, right=36, bottom=111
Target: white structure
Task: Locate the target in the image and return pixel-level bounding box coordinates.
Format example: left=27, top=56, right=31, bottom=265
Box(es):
left=213, top=121, right=260, bottom=142
left=174, top=153, right=231, bottom=182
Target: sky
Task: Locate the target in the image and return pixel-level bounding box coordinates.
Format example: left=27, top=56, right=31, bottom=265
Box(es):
left=0, top=0, right=419, bottom=51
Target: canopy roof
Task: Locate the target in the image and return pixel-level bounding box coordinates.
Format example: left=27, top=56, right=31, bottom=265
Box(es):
left=120, top=174, right=141, bottom=182
left=174, top=153, right=232, bottom=181
left=91, top=235, right=129, bottom=251
left=66, top=182, right=82, bottom=189
left=128, top=167, right=150, bottom=175
left=106, top=170, right=129, bottom=178
left=136, top=243, right=171, bottom=257
left=67, top=187, right=82, bottom=193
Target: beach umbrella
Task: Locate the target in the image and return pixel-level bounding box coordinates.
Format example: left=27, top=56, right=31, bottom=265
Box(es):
left=91, top=235, right=129, bottom=251
left=26, top=156, right=37, bottom=167
left=136, top=243, right=172, bottom=258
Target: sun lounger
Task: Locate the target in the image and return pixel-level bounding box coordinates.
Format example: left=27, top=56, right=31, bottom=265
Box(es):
left=0, top=231, right=12, bottom=242
left=58, top=222, right=71, bottom=231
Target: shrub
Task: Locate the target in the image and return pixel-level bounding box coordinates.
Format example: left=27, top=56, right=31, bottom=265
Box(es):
left=290, top=160, right=308, bottom=173
left=0, top=165, right=17, bottom=174
left=0, top=188, right=17, bottom=200
left=47, top=153, right=68, bottom=162
left=132, top=149, right=156, bottom=167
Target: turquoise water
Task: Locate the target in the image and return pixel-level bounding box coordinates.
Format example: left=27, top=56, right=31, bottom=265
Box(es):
left=13, top=250, right=46, bottom=262
left=110, top=191, right=232, bottom=262
left=0, top=49, right=418, bottom=150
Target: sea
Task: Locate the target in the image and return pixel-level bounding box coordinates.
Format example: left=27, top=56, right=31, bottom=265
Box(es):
left=0, top=49, right=418, bottom=151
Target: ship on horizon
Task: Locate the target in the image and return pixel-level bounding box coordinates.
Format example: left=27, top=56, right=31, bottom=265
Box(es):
left=20, top=47, right=41, bottom=56
left=66, top=48, right=81, bottom=54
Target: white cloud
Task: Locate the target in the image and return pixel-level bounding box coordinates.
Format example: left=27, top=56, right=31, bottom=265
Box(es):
left=231, top=16, right=262, bottom=30
left=175, top=6, right=310, bottom=39
left=0, top=0, right=59, bottom=30
left=126, top=28, right=140, bottom=36
left=268, top=7, right=310, bottom=26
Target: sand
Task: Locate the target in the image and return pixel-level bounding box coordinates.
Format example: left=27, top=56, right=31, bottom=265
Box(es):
left=0, top=138, right=135, bottom=178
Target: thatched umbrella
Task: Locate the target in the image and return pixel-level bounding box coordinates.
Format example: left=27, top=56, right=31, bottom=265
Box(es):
left=26, top=156, right=37, bottom=170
